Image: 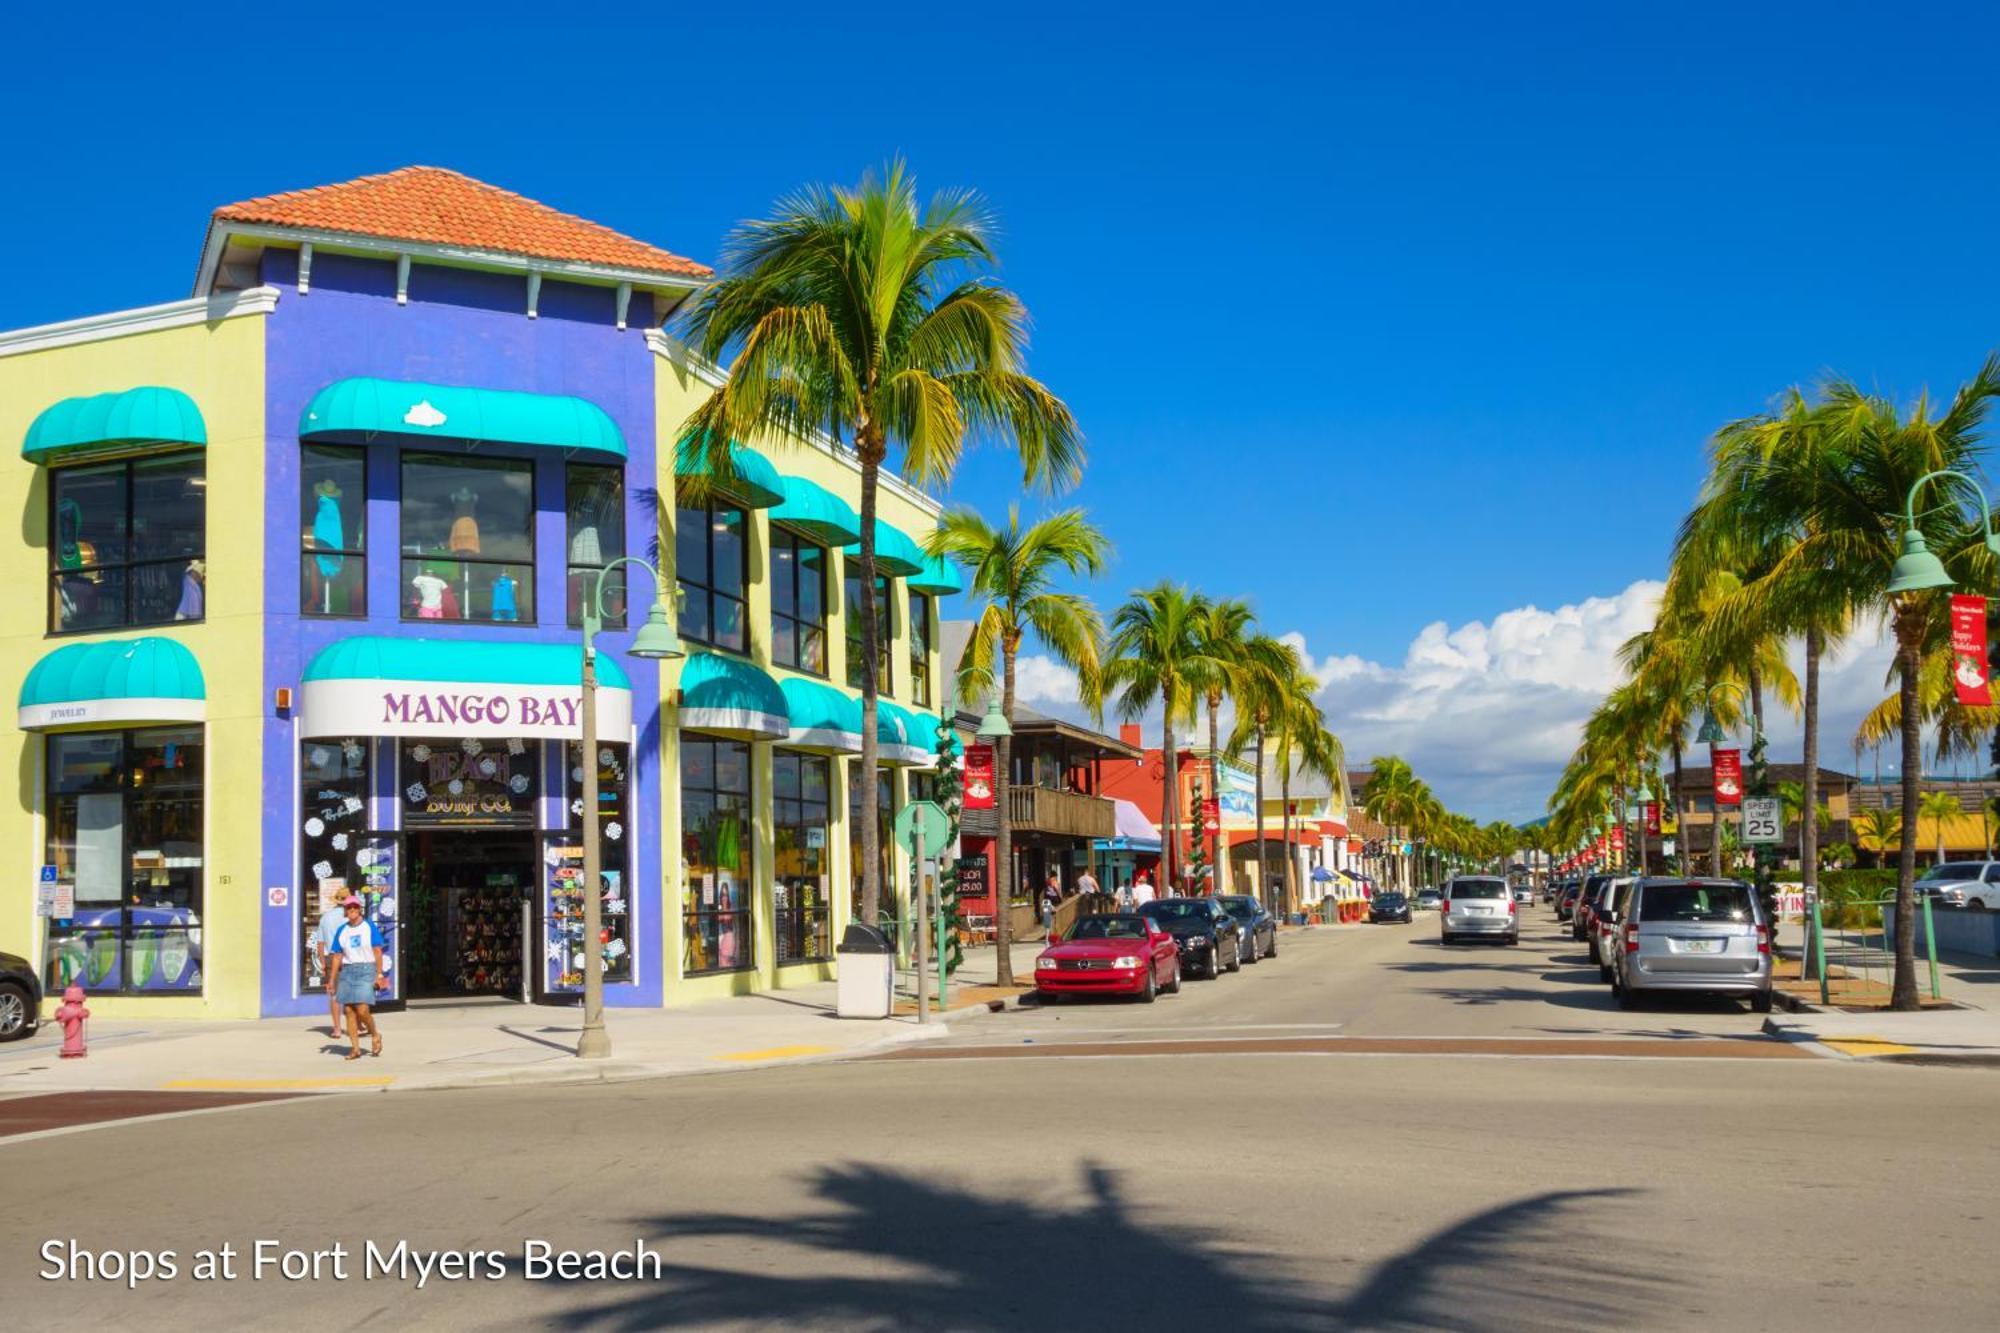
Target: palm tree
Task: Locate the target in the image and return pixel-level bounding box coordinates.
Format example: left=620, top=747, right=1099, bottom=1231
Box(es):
left=675, top=162, right=1082, bottom=926
left=1224, top=633, right=1301, bottom=900
left=1361, top=758, right=1423, bottom=890
left=1855, top=808, right=1904, bottom=868
left=934, top=506, right=1107, bottom=984
left=1188, top=599, right=1254, bottom=894
left=1918, top=790, right=1963, bottom=866
left=1268, top=665, right=1344, bottom=916
left=1103, top=584, right=1213, bottom=894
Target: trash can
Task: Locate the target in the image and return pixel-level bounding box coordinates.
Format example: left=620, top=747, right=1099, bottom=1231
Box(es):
left=836, top=922, right=895, bottom=1019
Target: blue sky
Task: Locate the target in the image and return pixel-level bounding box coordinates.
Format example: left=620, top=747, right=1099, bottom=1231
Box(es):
left=6, top=2, right=1997, bottom=815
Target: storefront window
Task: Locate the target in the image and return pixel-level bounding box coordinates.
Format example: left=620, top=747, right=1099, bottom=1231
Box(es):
left=400, top=454, right=535, bottom=625
left=909, top=592, right=933, bottom=706
left=566, top=464, right=625, bottom=630
left=45, top=727, right=204, bottom=994
left=301, top=445, right=366, bottom=617
left=682, top=734, right=754, bottom=973
left=844, top=571, right=892, bottom=693
left=546, top=740, right=632, bottom=990
left=848, top=759, right=895, bottom=940
left=771, top=530, right=828, bottom=676
left=774, top=752, right=833, bottom=964
left=399, top=738, right=539, bottom=827
left=49, top=453, right=205, bottom=633
left=299, top=737, right=374, bottom=991
left=677, top=498, right=748, bottom=652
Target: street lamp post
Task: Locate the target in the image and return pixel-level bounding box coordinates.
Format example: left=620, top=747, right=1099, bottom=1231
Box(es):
left=577, top=557, right=684, bottom=1060
left=1699, top=681, right=1770, bottom=922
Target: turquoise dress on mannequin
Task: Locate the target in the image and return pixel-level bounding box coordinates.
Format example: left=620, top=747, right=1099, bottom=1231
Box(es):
left=313, top=492, right=345, bottom=578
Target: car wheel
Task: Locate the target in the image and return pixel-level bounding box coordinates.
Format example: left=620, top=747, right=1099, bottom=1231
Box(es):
left=1266, top=933, right=1278, bottom=958
left=1227, top=941, right=1243, bottom=973
left=0, top=983, right=32, bottom=1042
left=1616, top=983, right=1640, bottom=1011
left=1968, top=899, right=1988, bottom=911
left=1035, top=988, right=1062, bottom=1006
left=1243, top=937, right=1259, bottom=964
left=1505, top=934, right=1519, bottom=947
left=1138, top=969, right=1157, bottom=1004
left=1587, top=938, right=1600, bottom=965
left=1750, top=990, right=1773, bottom=1014
left=1164, top=962, right=1182, bottom=995
left=1440, top=933, right=1454, bottom=947
left=1598, top=962, right=1612, bottom=983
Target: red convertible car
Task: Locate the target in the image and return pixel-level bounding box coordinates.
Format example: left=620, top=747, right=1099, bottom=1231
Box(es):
left=1034, top=913, right=1182, bottom=1003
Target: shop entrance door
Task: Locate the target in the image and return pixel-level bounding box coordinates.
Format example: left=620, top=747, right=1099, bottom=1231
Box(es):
left=403, top=831, right=534, bottom=1000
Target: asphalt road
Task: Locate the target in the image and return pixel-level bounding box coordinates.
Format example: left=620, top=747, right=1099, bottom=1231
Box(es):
left=4, top=905, right=1994, bottom=1330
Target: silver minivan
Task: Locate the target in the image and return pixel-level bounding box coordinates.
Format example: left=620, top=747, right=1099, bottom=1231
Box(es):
left=1440, top=875, right=1518, bottom=946
left=1611, top=877, right=1772, bottom=1012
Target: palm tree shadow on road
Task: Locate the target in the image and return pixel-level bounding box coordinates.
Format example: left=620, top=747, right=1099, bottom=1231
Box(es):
left=518, top=1164, right=1670, bottom=1332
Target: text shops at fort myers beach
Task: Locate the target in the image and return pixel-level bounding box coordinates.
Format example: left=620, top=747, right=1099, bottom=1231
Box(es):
left=0, top=168, right=964, bottom=1019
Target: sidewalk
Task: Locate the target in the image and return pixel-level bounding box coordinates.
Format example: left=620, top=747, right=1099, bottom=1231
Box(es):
left=1765, top=920, right=2000, bottom=1061
left=0, top=962, right=1018, bottom=1096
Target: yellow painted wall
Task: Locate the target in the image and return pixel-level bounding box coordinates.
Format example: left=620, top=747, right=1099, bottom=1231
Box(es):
left=652, top=354, right=942, bottom=1004
left=0, top=312, right=268, bottom=1018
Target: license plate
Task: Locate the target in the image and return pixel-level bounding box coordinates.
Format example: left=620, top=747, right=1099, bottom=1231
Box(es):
left=1678, top=938, right=1723, bottom=954
left=1468, top=906, right=1491, bottom=915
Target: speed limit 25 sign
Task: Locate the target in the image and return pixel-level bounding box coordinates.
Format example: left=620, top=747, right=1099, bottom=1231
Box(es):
left=1741, top=795, right=1783, bottom=845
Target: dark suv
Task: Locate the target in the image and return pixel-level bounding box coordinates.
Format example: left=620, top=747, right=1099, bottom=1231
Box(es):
left=0, top=951, right=43, bottom=1042
left=1138, top=898, right=1244, bottom=979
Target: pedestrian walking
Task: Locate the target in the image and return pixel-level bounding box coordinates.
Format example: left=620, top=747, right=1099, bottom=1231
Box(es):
left=1132, top=872, right=1156, bottom=906
left=315, top=888, right=347, bottom=1036
left=1077, top=866, right=1101, bottom=899
left=326, top=896, right=387, bottom=1060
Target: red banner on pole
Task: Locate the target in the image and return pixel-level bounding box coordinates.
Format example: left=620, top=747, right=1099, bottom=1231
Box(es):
left=1610, top=825, right=1625, bottom=852
left=1950, top=594, right=1992, bottom=706
left=1200, top=799, right=1220, bottom=833
left=1711, top=748, right=1743, bottom=807
left=1645, top=801, right=1661, bottom=836
left=963, top=744, right=996, bottom=810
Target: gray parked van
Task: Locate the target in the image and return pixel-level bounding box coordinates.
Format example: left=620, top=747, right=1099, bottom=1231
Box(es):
left=1610, top=877, right=1772, bottom=1013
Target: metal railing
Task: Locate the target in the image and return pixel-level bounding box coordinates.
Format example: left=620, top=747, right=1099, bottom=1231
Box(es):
left=1808, top=894, right=1941, bottom=1007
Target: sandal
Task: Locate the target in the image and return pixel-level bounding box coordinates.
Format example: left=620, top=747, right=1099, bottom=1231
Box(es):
left=344, top=1051, right=362, bottom=1061
left=370, top=1036, right=383, bottom=1057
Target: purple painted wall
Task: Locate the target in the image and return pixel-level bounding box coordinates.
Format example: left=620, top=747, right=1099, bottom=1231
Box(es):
left=256, top=250, right=665, bottom=1014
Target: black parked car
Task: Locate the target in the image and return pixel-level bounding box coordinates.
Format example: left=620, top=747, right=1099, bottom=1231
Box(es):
left=1370, top=891, right=1413, bottom=924
left=1138, top=898, right=1243, bottom=979
left=1214, top=895, right=1278, bottom=963
left=0, top=951, right=43, bottom=1043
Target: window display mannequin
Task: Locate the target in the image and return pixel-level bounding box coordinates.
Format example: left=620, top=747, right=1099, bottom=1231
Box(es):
left=448, top=486, right=481, bottom=555
left=174, top=559, right=205, bottom=621
left=491, top=570, right=520, bottom=622
left=411, top=566, right=449, bottom=619
left=311, top=477, right=345, bottom=614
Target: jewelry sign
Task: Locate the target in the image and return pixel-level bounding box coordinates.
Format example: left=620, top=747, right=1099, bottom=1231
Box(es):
left=1950, top=594, right=1991, bottom=706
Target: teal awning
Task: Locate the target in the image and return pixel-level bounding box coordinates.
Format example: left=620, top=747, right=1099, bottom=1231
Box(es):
left=678, top=651, right=789, bottom=739
left=19, top=636, right=206, bottom=730
left=908, top=554, right=964, bottom=596
left=770, top=474, right=862, bottom=545
left=873, top=699, right=936, bottom=766
left=674, top=440, right=785, bottom=508
left=843, top=521, right=926, bottom=578
left=779, top=676, right=863, bottom=754
left=299, top=636, right=631, bottom=739
left=299, top=377, right=626, bottom=459
left=23, top=386, right=207, bottom=464
left=303, top=636, right=629, bottom=688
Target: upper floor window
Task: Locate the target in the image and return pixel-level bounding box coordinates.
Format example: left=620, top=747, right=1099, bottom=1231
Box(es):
left=566, top=464, right=626, bottom=629
left=302, top=445, right=366, bottom=617
left=909, top=592, right=933, bottom=706
left=845, top=571, right=892, bottom=693
left=771, top=529, right=828, bottom=676
left=401, top=454, right=535, bottom=625
left=50, top=454, right=205, bottom=634
left=677, top=499, right=747, bottom=652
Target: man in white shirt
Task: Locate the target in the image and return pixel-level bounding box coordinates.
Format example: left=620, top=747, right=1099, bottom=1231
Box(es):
left=1132, top=873, right=1156, bottom=906
left=315, top=889, right=348, bottom=1036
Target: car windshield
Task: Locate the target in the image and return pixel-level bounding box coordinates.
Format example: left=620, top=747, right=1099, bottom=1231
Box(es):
left=1141, top=901, right=1212, bottom=921
left=1928, top=864, right=1983, bottom=882
left=1639, top=883, right=1754, bottom=923
left=1216, top=897, right=1257, bottom=915
left=1377, top=893, right=1406, bottom=904
left=1069, top=916, right=1149, bottom=940
left=1450, top=881, right=1507, bottom=899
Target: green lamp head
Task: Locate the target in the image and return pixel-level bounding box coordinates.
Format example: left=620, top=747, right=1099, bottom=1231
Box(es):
left=1696, top=708, right=1726, bottom=745
left=976, top=696, right=1012, bottom=739
left=1634, top=779, right=1653, bottom=804
left=1886, top=528, right=1954, bottom=595
left=628, top=599, right=686, bottom=660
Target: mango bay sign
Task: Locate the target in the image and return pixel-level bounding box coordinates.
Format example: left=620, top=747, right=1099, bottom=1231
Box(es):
left=300, top=677, right=632, bottom=741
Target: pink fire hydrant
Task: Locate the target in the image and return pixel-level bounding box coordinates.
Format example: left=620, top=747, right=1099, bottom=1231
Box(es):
left=54, top=984, right=89, bottom=1059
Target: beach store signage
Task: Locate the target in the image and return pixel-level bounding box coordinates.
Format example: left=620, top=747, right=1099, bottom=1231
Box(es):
left=300, top=676, right=632, bottom=741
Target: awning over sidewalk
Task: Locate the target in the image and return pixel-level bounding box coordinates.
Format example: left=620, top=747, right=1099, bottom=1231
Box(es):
left=23, top=385, right=207, bottom=464
left=677, top=651, right=789, bottom=739
left=1093, top=798, right=1162, bottom=853
left=19, top=636, right=206, bottom=730
left=300, top=636, right=630, bottom=739
left=779, top=676, right=862, bottom=753
left=300, top=377, right=627, bottom=459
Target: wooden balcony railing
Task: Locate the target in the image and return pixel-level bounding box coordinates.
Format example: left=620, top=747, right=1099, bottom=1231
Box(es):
left=1006, top=786, right=1116, bottom=839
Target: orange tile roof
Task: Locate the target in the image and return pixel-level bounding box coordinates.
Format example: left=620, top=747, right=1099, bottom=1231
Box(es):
left=212, top=166, right=710, bottom=279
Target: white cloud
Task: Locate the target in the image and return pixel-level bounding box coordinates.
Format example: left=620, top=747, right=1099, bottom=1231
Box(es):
left=1011, top=655, right=1083, bottom=705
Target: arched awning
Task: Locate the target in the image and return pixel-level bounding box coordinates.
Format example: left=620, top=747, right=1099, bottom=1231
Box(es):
left=908, top=554, right=963, bottom=596
left=677, top=652, right=789, bottom=739
left=873, top=700, right=936, bottom=766
left=779, top=676, right=862, bottom=753
left=674, top=440, right=785, bottom=508
left=19, top=636, right=206, bottom=730
left=23, top=386, right=207, bottom=464
left=842, top=521, right=925, bottom=578
left=300, top=636, right=629, bottom=739
left=300, top=378, right=626, bottom=459
left=769, top=474, right=862, bottom=545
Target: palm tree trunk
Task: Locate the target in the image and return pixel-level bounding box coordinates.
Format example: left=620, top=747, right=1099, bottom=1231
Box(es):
left=1281, top=764, right=1295, bottom=917
left=1802, top=624, right=1821, bottom=899
left=1892, top=607, right=1923, bottom=1010
left=1208, top=697, right=1223, bottom=895
left=1161, top=691, right=1179, bottom=894
left=856, top=457, right=883, bottom=926
left=1671, top=740, right=1686, bottom=876
left=993, top=638, right=1017, bottom=986
left=1253, top=722, right=1268, bottom=902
